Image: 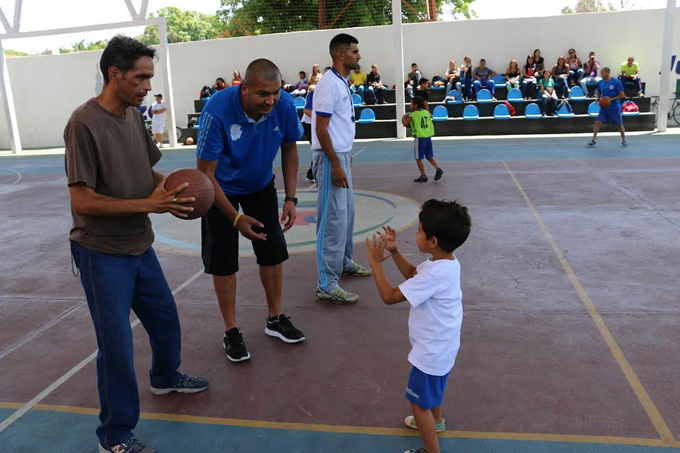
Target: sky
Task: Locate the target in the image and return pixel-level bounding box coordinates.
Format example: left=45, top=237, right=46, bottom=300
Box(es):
left=0, top=0, right=669, bottom=54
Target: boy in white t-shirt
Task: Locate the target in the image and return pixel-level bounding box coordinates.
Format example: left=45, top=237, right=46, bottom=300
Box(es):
left=366, top=199, right=471, bottom=453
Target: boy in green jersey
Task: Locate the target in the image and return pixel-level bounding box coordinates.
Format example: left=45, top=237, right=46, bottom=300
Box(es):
left=402, top=96, right=443, bottom=183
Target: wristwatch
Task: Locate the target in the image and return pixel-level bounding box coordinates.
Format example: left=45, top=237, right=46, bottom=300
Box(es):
left=284, top=196, right=298, bottom=206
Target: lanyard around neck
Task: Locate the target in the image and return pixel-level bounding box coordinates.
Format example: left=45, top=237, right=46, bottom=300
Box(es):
left=331, top=67, right=355, bottom=121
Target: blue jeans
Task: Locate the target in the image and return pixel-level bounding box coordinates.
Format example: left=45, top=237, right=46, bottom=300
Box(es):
left=71, top=242, right=182, bottom=447
left=473, top=79, right=495, bottom=95
left=568, top=69, right=584, bottom=87
left=521, top=78, right=537, bottom=98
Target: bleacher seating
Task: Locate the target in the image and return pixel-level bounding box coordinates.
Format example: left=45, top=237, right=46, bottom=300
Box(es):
left=183, top=86, right=655, bottom=143
left=477, top=89, right=493, bottom=104
left=294, top=97, right=306, bottom=110
left=358, top=108, right=376, bottom=123
left=494, top=104, right=511, bottom=120
left=507, top=88, right=523, bottom=104
left=569, top=87, right=586, bottom=101
left=556, top=104, right=575, bottom=119
left=352, top=94, right=362, bottom=107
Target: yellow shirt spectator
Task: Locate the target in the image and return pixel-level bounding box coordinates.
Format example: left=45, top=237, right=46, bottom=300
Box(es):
left=621, top=61, right=639, bottom=76
left=350, top=70, right=367, bottom=87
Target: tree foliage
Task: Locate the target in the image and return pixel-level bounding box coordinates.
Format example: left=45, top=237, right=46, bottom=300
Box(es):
left=59, top=39, right=109, bottom=54
left=561, top=0, right=620, bottom=14
left=218, top=0, right=476, bottom=37
left=137, top=7, right=224, bottom=45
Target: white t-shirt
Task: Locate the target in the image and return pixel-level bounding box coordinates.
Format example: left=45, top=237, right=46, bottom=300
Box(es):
left=151, top=101, right=166, bottom=124
left=311, top=68, right=355, bottom=153
left=399, top=257, right=463, bottom=376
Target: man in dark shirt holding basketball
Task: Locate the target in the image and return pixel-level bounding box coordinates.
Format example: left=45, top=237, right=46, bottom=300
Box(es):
left=65, top=36, right=208, bottom=453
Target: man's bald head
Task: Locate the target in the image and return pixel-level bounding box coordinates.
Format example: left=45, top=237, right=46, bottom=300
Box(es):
left=244, top=58, right=281, bottom=85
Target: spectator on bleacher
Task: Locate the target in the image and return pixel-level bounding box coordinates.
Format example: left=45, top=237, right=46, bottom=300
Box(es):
left=350, top=64, right=367, bottom=101
left=293, top=71, right=308, bottom=98
left=444, top=60, right=461, bottom=95
left=551, top=56, right=570, bottom=97
left=366, top=64, right=387, bottom=105
left=200, top=85, right=212, bottom=101
left=505, top=59, right=521, bottom=91
left=522, top=56, right=538, bottom=100
left=619, top=56, right=643, bottom=97
left=232, top=70, right=242, bottom=86
left=534, top=49, right=545, bottom=80
left=405, top=63, right=422, bottom=99
left=580, top=52, right=601, bottom=95
left=301, top=90, right=315, bottom=183
left=308, top=64, right=322, bottom=91
left=566, top=48, right=584, bottom=87
left=211, top=77, right=227, bottom=94
left=473, top=59, right=496, bottom=99
left=460, top=55, right=474, bottom=100
left=539, top=69, right=558, bottom=116
left=415, top=78, right=430, bottom=110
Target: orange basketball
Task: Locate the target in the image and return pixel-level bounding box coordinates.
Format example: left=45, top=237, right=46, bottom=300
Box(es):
left=185, top=137, right=195, bottom=145
left=599, top=96, right=611, bottom=109
left=164, top=169, right=215, bottom=220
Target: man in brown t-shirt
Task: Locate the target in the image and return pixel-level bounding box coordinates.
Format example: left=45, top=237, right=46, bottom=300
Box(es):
left=65, top=36, right=208, bottom=453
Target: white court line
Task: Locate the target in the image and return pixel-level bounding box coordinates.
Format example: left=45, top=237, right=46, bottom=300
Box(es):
left=0, top=168, right=22, bottom=192
left=352, top=147, right=367, bottom=158
left=0, top=268, right=205, bottom=433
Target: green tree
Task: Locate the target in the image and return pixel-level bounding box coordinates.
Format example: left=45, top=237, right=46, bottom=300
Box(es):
left=3, top=49, right=30, bottom=57
left=137, top=7, right=224, bottom=45
left=218, top=0, right=476, bottom=37
left=561, top=0, right=613, bottom=14
left=59, top=39, right=109, bottom=54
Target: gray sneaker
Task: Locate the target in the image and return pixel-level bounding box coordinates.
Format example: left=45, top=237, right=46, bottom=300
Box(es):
left=99, top=437, right=154, bottom=453
left=621, top=140, right=628, bottom=147
left=150, top=372, right=209, bottom=395
left=342, top=262, right=372, bottom=277
left=315, top=287, right=360, bottom=304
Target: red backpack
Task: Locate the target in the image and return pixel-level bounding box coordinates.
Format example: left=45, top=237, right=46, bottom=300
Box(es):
left=503, top=101, right=516, bottom=116
left=621, top=100, right=639, bottom=113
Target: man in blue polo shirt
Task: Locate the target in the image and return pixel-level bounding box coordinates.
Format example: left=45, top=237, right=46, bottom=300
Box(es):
left=587, top=67, right=627, bottom=148
left=312, top=33, right=372, bottom=305
left=197, top=59, right=305, bottom=363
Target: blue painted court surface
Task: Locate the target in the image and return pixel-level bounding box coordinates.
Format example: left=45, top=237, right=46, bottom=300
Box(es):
left=1, top=132, right=680, bottom=453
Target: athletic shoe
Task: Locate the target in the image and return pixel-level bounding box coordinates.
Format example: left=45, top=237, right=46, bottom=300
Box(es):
left=150, top=372, right=209, bottom=396
left=305, top=168, right=315, bottom=183
left=587, top=140, right=597, bottom=147
left=434, top=168, right=443, bottom=181
left=621, top=140, right=628, bottom=147
left=223, top=327, right=251, bottom=362
left=315, top=287, right=360, bottom=304
left=414, top=175, right=428, bottom=183
left=342, top=262, right=372, bottom=277
left=99, top=437, right=154, bottom=453
left=265, top=314, right=305, bottom=344
left=403, top=448, right=427, bottom=453
left=404, top=415, right=446, bottom=433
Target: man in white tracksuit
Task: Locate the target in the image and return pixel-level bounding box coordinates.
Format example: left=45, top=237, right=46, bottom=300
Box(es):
left=151, top=93, right=166, bottom=147
left=312, top=33, right=372, bottom=304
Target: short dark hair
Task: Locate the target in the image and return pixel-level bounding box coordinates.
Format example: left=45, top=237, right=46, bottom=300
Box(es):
left=418, top=78, right=429, bottom=86
left=329, top=33, right=358, bottom=57
left=411, top=96, right=425, bottom=110
left=244, top=58, right=281, bottom=84
left=411, top=63, right=417, bottom=67
left=419, top=199, right=471, bottom=253
left=100, top=35, right=156, bottom=84
left=480, top=58, right=486, bottom=62
left=299, top=70, right=306, bottom=78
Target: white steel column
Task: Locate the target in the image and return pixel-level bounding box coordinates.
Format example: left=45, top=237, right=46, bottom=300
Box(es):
left=0, top=39, right=22, bottom=154
left=657, top=0, right=676, bottom=132
left=157, top=18, right=178, bottom=146
left=392, top=0, right=406, bottom=138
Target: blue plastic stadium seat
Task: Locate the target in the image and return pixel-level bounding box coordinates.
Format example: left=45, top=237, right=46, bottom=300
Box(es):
left=568, top=86, right=586, bottom=101
left=507, top=88, right=523, bottom=103
left=432, top=105, right=448, bottom=122
left=587, top=101, right=600, bottom=118
left=358, top=108, right=376, bottom=123
left=492, top=74, right=506, bottom=87
left=494, top=104, right=511, bottom=120
left=477, top=89, right=493, bottom=103
left=445, top=90, right=463, bottom=104
left=431, top=83, right=446, bottom=91
left=525, top=103, right=542, bottom=119
left=556, top=104, right=575, bottom=119
left=352, top=93, right=362, bottom=106
left=294, top=97, right=306, bottom=110
left=463, top=105, right=479, bottom=120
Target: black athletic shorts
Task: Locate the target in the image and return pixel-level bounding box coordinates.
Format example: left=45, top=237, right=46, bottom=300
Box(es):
left=201, top=177, right=288, bottom=276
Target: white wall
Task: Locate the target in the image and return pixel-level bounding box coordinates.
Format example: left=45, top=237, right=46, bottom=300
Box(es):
left=1, top=8, right=678, bottom=149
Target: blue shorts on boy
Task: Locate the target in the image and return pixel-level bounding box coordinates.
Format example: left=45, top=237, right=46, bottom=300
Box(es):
left=596, top=77, right=624, bottom=126
left=398, top=257, right=463, bottom=409
left=414, top=137, right=434, bottom=160
left=597, top=107, right=623, bottom=126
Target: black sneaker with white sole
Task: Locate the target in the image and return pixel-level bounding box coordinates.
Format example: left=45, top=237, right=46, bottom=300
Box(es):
left=414, top=175, right=428, bottom=183
left=223, top=327, right=251, bottom=362
left=99, top=437, right=154, bottom=453
left=265, top=314, right=305, bottom=344
left=434, top=168, right=443, bottom=181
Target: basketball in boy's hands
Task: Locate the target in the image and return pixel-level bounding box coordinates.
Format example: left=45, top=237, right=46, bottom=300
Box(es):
left=164, top=169, right=214, bottom=220
left=599, top=96, right=611, bottom=109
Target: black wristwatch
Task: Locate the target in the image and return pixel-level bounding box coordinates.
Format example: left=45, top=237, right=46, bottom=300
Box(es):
left=284, top=196, right=298, bottom=206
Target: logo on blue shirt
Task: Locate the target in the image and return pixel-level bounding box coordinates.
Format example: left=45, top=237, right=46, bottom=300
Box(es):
left=230, top=124, right=242, bottom=141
